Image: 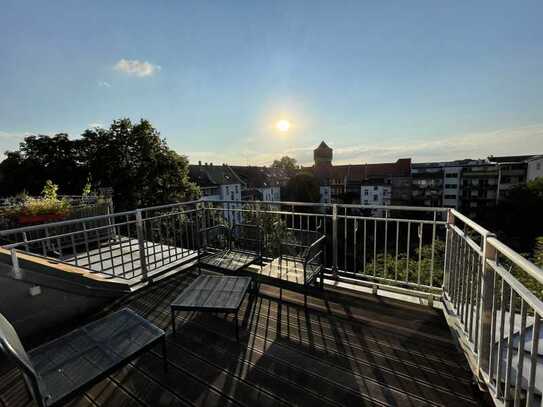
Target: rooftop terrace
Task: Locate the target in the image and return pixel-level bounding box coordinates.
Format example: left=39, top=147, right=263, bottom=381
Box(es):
left=1, top=268, right=486, bottom=407
left=0, top=199, right=542, bottom=406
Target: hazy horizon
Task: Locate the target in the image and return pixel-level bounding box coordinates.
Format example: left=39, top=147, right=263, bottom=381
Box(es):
left=2, top=1, right=543, bottom=166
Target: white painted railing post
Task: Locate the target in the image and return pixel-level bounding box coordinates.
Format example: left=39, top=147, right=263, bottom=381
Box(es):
left=443, top=209, right=455, bottom=293
left=332, top=204, right=338, bottom=278
left=477, top=232, right=497, bottom=377
left=135, top=209, right=148, bottom=281
left=10, top=248, right=22, bottom=280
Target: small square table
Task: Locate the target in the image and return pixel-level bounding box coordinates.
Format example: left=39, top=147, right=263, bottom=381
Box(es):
left=170, top=275, right=253, bottom=341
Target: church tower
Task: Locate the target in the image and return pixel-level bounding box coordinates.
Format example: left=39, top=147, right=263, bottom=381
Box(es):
left=314, top=141, right=333, bottom=166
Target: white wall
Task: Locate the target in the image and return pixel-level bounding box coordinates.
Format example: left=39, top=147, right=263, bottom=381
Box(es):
left=220, top=184, right=242, bottom=224
left=442, top=167, right=461, bottom=208
left=360, top=185, right=391, bottom=206
left=320, top=186, right=331, bottom=203
left=527, top=157, right=543, bottom=181
left=257, top=186, right=281, bottom=202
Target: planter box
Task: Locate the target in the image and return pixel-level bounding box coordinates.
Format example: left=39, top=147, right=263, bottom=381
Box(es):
left=18, top=213, right=67, bottom=225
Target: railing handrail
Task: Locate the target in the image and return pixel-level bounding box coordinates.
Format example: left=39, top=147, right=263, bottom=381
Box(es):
left=209, top=199, right=450, bottom=212
left=0, top=199, right=201, bottom=237
left=487, top=236, right=543, bottom=286
left=449, top=208, right=492, bottom=237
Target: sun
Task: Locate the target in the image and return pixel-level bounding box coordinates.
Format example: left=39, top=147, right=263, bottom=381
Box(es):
left=276, top=119, right=290, bottom=133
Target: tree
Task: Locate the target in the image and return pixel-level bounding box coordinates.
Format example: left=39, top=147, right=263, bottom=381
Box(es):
left=271, top=156, right=299, bottom=174
left=0, top=134, right=86, bottom=196
left=80, top=118, right=199, bottom=210
left=0, top=118, right=199, bottom=211
left=283, top=172, right=320, bottom=203
left=490, top=177, right=543, bottom=253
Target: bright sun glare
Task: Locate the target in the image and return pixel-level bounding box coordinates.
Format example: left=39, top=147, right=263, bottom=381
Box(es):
left=276, top=119, right=290, bottom=132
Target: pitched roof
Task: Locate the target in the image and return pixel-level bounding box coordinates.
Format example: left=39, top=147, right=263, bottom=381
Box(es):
left=228, top=165, right=287, bottom=188
left=188, top=164, right=243, bottom=187
left=316, top=141, right=332, bottom=150
left=487, top=155, right=536, bottom=163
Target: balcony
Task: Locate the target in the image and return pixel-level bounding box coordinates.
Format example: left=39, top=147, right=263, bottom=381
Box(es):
left=0, top=200, right=542, bottom=407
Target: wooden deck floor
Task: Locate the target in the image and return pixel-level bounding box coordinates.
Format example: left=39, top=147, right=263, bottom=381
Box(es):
left=0, top=268, right=489, bottom=407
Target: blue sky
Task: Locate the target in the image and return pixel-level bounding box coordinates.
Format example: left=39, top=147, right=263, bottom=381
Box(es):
left=1, top=0, right=542, bottom=165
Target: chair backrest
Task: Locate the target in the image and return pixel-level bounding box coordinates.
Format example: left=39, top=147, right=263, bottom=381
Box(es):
left=200, top=224, right=230, bottom=251
left=231, top=224, right=263, bottom=255
left=0, top=313, right=45, bottom=406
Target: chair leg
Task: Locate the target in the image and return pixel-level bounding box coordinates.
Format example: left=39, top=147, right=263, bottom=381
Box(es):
left=234, top=311, right=239, bottom=342
left=171, top=309, right=176, bottom=336
left=162, top=337, right=168, bottom=372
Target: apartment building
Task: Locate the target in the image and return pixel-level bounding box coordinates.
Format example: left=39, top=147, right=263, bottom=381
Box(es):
left=306, top=141, right=411, bottom=206
left=188, top=162, right=243, bottom=223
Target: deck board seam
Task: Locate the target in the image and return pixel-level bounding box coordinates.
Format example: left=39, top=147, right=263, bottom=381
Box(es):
left=171, top=307, right=479, bottom=407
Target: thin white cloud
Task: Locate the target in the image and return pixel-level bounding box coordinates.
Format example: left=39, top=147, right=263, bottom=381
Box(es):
left=0, top=131, right=28, bottom=161
left=97, top=80, right=112, bottom=88
left=113, top=59, right=161, bottom=77
left=88, top=123, right=103, bottom=128
left=185, top=124, right=543, bottom=166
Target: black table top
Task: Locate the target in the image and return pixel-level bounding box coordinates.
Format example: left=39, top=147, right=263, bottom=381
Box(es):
left=29, top=308, right=164, bottom=404
left=171, top=275, right=252, bottom=313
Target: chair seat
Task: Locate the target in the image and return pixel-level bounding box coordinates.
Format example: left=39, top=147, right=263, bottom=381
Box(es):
left=200, top=250, right=259, bottom=272
left=29, top=308, right=164, bottom=405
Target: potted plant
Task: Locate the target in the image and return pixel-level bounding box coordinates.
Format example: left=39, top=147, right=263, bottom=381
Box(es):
left=15, top=181, right=71, bottom=225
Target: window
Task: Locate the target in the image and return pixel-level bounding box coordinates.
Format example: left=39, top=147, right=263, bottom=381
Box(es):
left=444, top=194, right=456, bottom=199
left=445, top=173, right=458, bottom=178
left=445, top=184, right=457, bottom=189
left=364, top=190, right=368, bottom=195
left=373, top=186, right=378, bottom=190
left=537, top=163, right=541, bottom=170
left=373, top=194, right=378, bottom=201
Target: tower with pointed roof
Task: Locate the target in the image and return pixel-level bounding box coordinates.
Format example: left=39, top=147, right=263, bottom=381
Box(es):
left=314, top=141, right=333, bottom=166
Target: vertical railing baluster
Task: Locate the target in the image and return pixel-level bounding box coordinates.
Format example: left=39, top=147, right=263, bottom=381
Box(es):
left=430, top=211, right=436, bottom=288
left=384, top=210, right=388, bottom=279
left=344, top=208, right=347, bottom=271
left=394, top=220, right=399, bottom=281
left=417, top=222, right=423, bottom=288
left=405, top=222, right=411, bottom=283
left=477, top=233, right=497, bottom=377
left=363, top=219, right=367, bottom=275
left=496, top=279, right=506, bottom=399
left=504, top=288, right=516, bottom=402
left=513, top=299, right=527, bottom=407
left=373, top=220, right=377, bottom=278
left=332, top=204, right=338, bottom=277
left=526, top=315, right=540, bottom=406
left=489, top=272, right=499, bottom=382
left=135, top=209, right=148, bottom=281
left=353, top=219, right=357, bottom=273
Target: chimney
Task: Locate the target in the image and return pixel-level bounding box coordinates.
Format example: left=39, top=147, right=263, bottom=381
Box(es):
left=198, top=160, right=202, bottom=166
left=210, top=162, right=213, bottom=166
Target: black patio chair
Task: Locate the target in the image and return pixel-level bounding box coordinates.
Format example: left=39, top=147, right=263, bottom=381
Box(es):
left=198, top=223, right=263, bottom=273
left=279, top=229, right=326, bottom=289
left=0, top=308, right=166, bottom=407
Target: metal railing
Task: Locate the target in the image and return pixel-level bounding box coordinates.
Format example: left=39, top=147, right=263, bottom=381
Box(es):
left=1, top=198, right=542, bottom=405
left=203, top=200, right=448, bottom=295
left=444, top=208, right=543, bottom=406
left=1, top=200, right=201, bottom=282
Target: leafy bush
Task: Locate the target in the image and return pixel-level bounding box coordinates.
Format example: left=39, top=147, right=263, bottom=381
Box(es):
left=17, top=197, right=71, bottom=216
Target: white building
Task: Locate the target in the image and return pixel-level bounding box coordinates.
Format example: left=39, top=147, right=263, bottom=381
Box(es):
left=361, top=185, right=391, bottom=216
left=189, top=163, right=243, bottom=224
left=320, top=186, right=331, bottom=204
left=527, top=155, right=543, bottom=181
left=442, top=166, right=462, bottom=208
